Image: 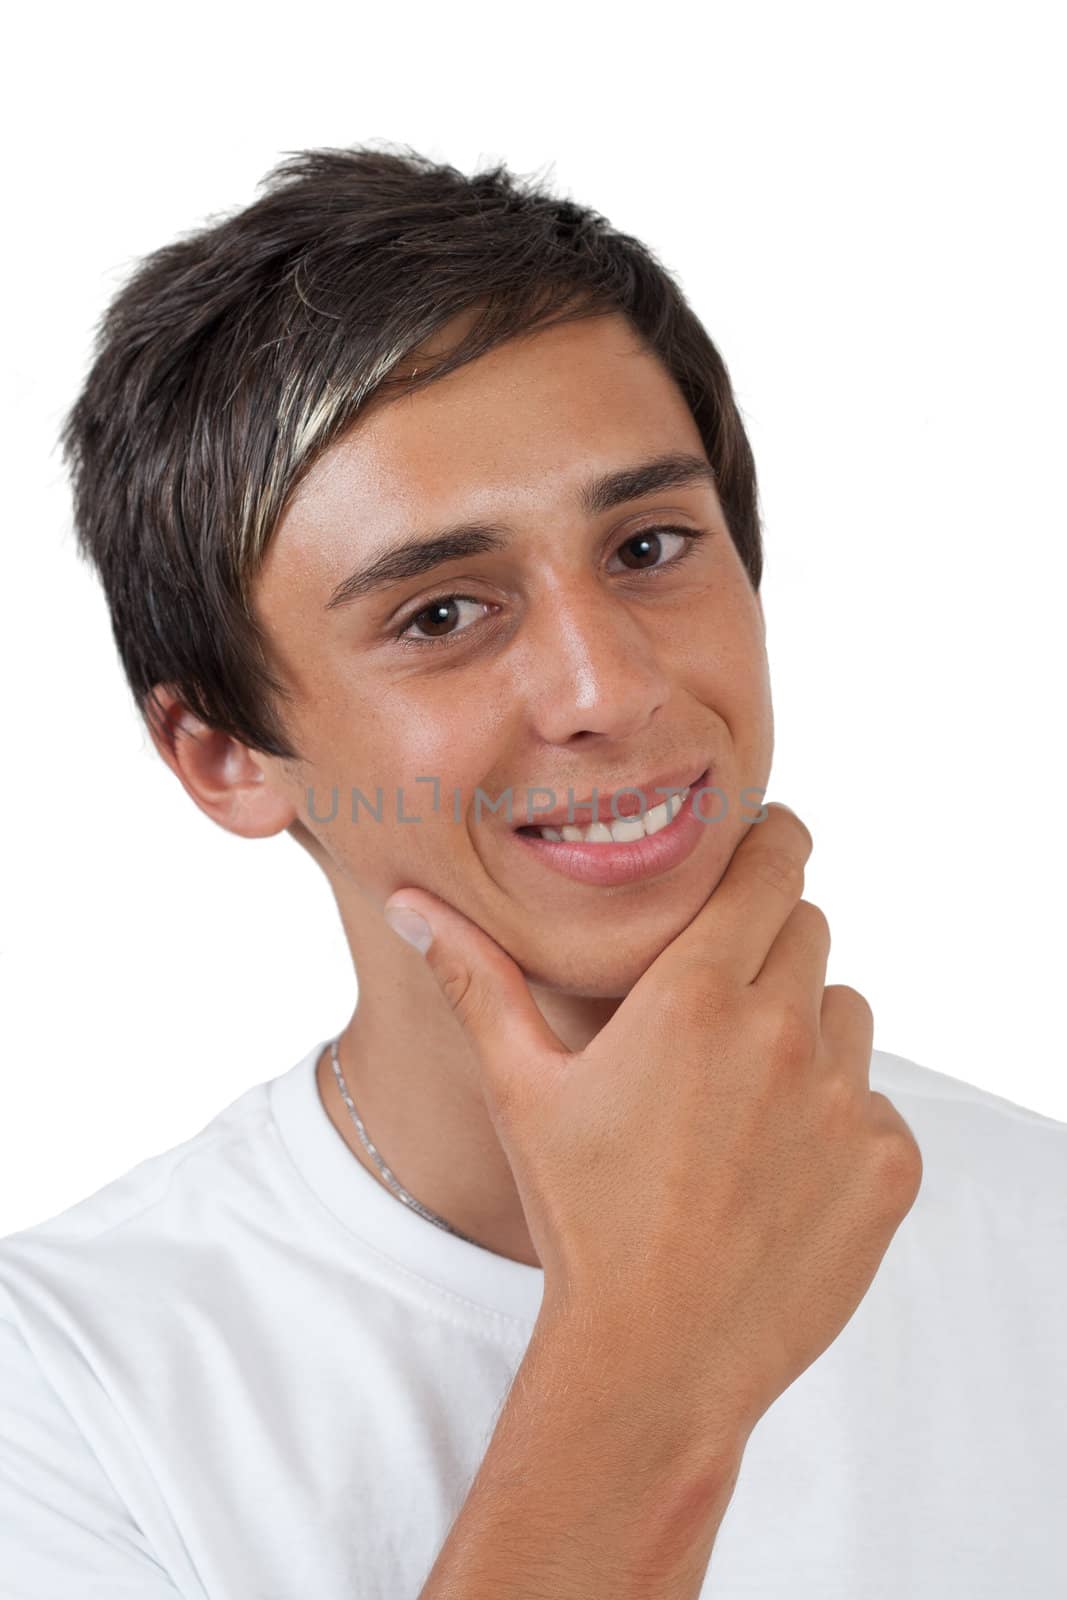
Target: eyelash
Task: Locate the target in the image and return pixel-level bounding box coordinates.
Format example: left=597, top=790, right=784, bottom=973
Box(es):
left=391, top=525, right=711, bottom=651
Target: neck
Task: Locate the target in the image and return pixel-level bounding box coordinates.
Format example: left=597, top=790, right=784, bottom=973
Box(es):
left=316, top=903, right=621, bottom=1269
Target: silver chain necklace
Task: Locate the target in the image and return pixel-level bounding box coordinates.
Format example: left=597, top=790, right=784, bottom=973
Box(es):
left=328, top=1035, right=480, bottom=1246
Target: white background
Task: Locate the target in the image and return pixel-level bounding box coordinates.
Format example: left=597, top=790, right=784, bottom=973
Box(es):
left=2, top=1, right=1064, bottom=1236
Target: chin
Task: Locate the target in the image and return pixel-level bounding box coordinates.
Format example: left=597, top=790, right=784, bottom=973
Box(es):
left=518, top=939, right=674, bottom=1002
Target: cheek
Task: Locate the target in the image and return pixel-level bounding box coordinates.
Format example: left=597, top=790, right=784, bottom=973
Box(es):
left=353, top=690, right=507, bottom=836
left=677, top=588, right=767, bottom=697
left=380, top=696, right=494, bottom=781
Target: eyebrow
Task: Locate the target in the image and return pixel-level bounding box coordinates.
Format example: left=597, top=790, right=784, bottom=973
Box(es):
left=323, top=449, right=718, bottom=612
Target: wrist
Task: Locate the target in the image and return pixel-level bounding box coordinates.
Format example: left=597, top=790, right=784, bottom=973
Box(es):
left=528, top=1294, right=750, bottom=1492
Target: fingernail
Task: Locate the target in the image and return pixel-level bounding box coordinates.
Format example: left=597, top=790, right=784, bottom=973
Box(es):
left=384, top=904, right=433, bottom=955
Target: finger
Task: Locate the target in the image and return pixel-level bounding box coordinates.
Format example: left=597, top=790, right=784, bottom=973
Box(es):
left=651, top=802, right=814, bottom=992
left=818, top=984, right=876, bottom=1088
left=382, top=889, right=570, bottom=1123
left=752, top=899, right=832, bottom=1032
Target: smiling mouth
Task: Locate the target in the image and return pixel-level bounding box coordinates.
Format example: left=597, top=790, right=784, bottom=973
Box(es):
left=515, top=767, right=707, bottom=844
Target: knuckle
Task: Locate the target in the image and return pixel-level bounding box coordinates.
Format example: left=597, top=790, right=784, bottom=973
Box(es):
left=796, top=899, right=831, bottom=948
left=791, top=814, right=815, bottom=857
left=768, top=803, right=814, bottom=858
left=825, top=983, right=875, bottom=1030
left=751, top=843, right=805, bottom=899
left=760, top=996, right=817, bottom=1070
left=433, top=957, right=477, bottom=1020
left=822, top=1068, right=859, bottom=1124
left=887, top=1129, right=925, bottom=1195
left=869, top=1103, right=925, bottom=1202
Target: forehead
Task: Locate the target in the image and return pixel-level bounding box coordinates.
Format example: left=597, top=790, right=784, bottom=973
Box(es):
left=279, top=310, right=704, bottom=547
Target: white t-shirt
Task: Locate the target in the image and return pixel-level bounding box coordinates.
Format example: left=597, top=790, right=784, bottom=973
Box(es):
left=1, top=1038, right=1064, bottom=1598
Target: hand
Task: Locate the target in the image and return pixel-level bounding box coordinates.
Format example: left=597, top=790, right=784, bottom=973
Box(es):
left=384, top=802, right=923, bottom=1444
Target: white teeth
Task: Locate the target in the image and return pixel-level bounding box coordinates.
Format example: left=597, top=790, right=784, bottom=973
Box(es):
left=534, top=786, right=690, bottom=844
left=608, top=817, right=646, bottom=844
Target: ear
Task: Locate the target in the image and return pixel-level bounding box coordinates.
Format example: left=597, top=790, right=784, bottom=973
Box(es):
left=145, top=686, right=298, bottom=840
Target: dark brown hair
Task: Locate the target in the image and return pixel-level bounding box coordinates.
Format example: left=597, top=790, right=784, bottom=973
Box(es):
left=62, top=142, right=763, bottom=765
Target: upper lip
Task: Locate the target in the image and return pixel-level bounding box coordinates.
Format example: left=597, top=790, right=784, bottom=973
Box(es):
left=512, top=764, right=709, bottom=828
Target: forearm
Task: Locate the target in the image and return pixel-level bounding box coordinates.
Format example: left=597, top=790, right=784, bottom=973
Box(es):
left=417, top=1309, right=746, bottom=1599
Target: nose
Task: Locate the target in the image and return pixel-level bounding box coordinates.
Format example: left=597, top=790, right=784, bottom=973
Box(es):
left=516, top=579, right=671, bottom=744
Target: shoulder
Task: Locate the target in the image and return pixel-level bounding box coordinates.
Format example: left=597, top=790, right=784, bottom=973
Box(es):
left=869, top=1045, right=1067, bottom=1226
left=0, top=1075, right=288, bottom=1599
left=0, top=1077, right=277, bottom=1315
left=870, top=1046, right=1066, bottom=1129
left=870, top=1045, right=1067, bottom=1144
left=0, top=1298, right=184, bottom=1595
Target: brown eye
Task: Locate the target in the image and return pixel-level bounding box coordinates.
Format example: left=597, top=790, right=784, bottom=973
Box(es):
left=396, top=595, right=490, bottom=646
left=616, top=529, right=668, bottom=570
left=411, top=599, right=461, bottom=639
left=610, top=524, right=706, bottom=574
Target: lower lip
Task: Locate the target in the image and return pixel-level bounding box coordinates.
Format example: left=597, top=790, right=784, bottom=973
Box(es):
left=510, top=768, right=713, bottom=887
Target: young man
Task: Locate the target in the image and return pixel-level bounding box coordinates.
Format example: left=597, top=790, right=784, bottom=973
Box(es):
left=1, top=145, right=1064, bottom=1597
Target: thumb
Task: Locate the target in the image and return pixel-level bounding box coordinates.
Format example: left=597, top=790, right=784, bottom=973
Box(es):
left=382, top=888, right=569, bottom=1118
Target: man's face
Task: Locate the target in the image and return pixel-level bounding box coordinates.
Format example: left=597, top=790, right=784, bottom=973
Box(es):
left=253, top=309, right=774, bottom=997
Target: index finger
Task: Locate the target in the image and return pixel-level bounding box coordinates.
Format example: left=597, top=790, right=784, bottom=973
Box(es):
left=658, top=801, right=814, bottom=990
